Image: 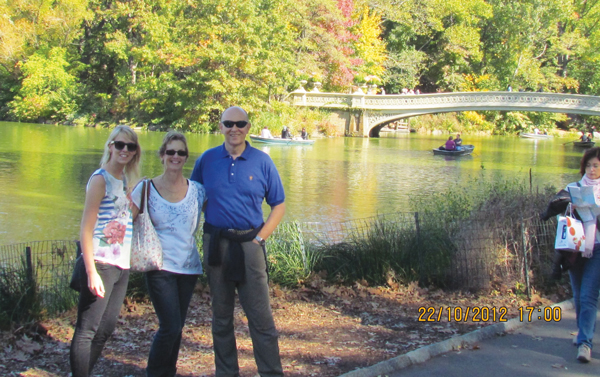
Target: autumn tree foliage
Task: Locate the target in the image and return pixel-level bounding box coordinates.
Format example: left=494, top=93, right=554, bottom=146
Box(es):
left=2, top=0, right=600, bottom=132
left=353, top=5, right=387, bottom=80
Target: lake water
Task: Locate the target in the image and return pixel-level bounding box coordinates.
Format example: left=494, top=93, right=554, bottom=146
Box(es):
left=0, top=122, right=584, bottom=245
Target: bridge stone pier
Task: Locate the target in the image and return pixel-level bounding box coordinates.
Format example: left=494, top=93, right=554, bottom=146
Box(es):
left=288, top=89, right=600, bottom=137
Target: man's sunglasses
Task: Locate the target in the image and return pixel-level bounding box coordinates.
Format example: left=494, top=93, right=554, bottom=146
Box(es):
left=165, top=149, right=188, bottom=157
left=222, top=120, right=249, bottom=128
left=110, top=140, right=138, bottom=152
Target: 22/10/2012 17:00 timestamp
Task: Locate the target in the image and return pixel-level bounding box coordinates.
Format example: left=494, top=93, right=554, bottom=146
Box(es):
left=417, top=306, right=562, bottom=322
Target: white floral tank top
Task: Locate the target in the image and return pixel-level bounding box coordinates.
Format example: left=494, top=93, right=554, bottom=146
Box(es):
left=88, top=169, right=132, bottom=269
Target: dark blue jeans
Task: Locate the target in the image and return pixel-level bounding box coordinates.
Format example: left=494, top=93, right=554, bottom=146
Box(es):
left=146, top=270, right=199, bottom=377
left=70, top=262, right=129, bottom=377
left=570, top=244, right=600, bottom=349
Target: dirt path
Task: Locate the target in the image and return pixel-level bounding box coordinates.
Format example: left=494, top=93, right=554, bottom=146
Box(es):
left=0, top=279, right=568, bottom=376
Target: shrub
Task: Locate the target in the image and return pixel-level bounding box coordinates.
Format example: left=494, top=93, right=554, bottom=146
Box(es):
left=0, top=259, right=40, bottom=329
left=268, top=222, right=321, bottom=287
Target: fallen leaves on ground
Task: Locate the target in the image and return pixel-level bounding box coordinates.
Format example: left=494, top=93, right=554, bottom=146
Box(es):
left=0, top=279, right=565, bottom=376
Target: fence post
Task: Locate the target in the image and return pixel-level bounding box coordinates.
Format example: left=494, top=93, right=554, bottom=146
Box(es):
left=415, top=212, right=423, bottom=283
left=521, top=219, right=531, bottom=300
left=25, top=246, right=33, bottom=286
left=24, top=246, right=37, bottom=313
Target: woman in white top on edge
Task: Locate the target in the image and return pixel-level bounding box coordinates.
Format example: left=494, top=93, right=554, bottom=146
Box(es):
left=132, top=131, right=206, bottom=377
left=70, top=125, right=141, bottom=377
left=567, top=147, right=600, bottom=363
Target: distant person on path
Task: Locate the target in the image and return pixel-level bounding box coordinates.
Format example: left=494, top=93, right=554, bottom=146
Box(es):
left=566, top=147, right=600, bottom=363
left=131, top=131, right=206, bottom=377
left=261, top=126, right=274, bottom=139
left=70, top=125, right=141, bottom=377
left=507, top=85, right=512, bottom=92
left=281, top=126, right=292, bottom=139
left=444, top=136, right=456, bottom=151
left=190, top=106, right=285, bottom=377
left=301, top=127, right=308, bottom=140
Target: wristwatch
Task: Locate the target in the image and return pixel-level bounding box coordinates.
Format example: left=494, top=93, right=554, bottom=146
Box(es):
left=255, top=235, right=266, bottom=246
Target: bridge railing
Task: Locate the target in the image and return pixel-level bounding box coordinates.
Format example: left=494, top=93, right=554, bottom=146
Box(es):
left=289, top=90, right=600, bottom=115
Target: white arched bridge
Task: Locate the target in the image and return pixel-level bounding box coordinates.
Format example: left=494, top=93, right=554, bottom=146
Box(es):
left=288, top=89, right=600, bottom=137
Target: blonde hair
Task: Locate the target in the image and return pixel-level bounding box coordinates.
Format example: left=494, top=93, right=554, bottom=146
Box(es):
left=99, top=125, right=141, bottom=189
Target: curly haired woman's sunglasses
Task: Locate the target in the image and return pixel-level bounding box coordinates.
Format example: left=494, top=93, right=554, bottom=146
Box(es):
left=110, top=140, right=138, bottom=152
left=165, top=149, right=188, bottom=157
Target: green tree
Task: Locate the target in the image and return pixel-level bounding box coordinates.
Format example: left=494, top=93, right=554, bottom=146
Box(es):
left=9, top=47, right=81, bottom=122
left=374, top=0, right=492, bottom=92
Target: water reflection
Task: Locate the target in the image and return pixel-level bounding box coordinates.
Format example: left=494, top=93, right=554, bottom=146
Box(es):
left=0, top=122, right=582, bottom=244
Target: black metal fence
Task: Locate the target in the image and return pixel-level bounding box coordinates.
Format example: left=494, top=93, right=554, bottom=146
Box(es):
left=295, top=212, right=557, bottom=292
left=0, top=213, right=558, bottom=321
left=0, top=240, right=79, bottom=322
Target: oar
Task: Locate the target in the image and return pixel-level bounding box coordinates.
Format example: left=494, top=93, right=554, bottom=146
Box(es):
left=563, top=140, right=576, bottom=145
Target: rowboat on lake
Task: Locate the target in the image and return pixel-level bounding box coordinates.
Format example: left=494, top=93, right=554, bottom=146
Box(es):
left=432, top=144, right=475, bottom=156
left=573, top=141, right=595, bottom=148
left=250, top=135, right=315, bottom=145
left=520, top=133, right=553, bottom=139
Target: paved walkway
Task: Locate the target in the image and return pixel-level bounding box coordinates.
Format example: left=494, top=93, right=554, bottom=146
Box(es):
left=340, top=300, right=600, bottom=377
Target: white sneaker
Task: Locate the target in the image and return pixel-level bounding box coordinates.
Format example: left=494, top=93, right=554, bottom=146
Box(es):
left=577, top=344, right=592, bottom=363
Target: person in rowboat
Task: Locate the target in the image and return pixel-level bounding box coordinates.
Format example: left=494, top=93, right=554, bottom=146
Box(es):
left=301, top=127, right=308, bottom=140
left=444, top=136, right=456, bottom=151
left=281, top=126, right=292, bottom=139
left=581, top=131, right=590, bottom=143
left=261, top=126, right=274, bottom=139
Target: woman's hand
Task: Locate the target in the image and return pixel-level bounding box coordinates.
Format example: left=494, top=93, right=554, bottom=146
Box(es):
left=87, top=270, right=105, bottom=297
left=582, top=249, right=593, bottom=258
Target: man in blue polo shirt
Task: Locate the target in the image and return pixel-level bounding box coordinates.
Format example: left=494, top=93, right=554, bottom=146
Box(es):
left=191, top=106, right=285, bottom=377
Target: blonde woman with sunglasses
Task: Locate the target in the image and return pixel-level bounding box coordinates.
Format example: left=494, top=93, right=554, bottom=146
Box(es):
left=131, top=131, right=205, bottom=377
left=70, top=125, right=141, bottom=377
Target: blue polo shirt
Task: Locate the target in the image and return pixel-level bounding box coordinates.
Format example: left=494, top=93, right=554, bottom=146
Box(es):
left=190, top=142, right=285, bottom=229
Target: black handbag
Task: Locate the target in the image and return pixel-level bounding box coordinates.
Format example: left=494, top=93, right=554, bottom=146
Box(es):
left=69, top=241, right=86, bottom=292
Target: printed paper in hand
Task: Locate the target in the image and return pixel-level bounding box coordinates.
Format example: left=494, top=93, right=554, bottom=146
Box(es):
left=568, top=185, right=600, bottom=222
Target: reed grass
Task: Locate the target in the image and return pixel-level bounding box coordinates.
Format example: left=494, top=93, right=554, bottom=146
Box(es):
left=267, top=222, right=321, bottom=287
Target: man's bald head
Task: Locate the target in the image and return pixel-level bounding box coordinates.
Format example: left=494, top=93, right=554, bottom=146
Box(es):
left=221, top=106, right=249, bottom=122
